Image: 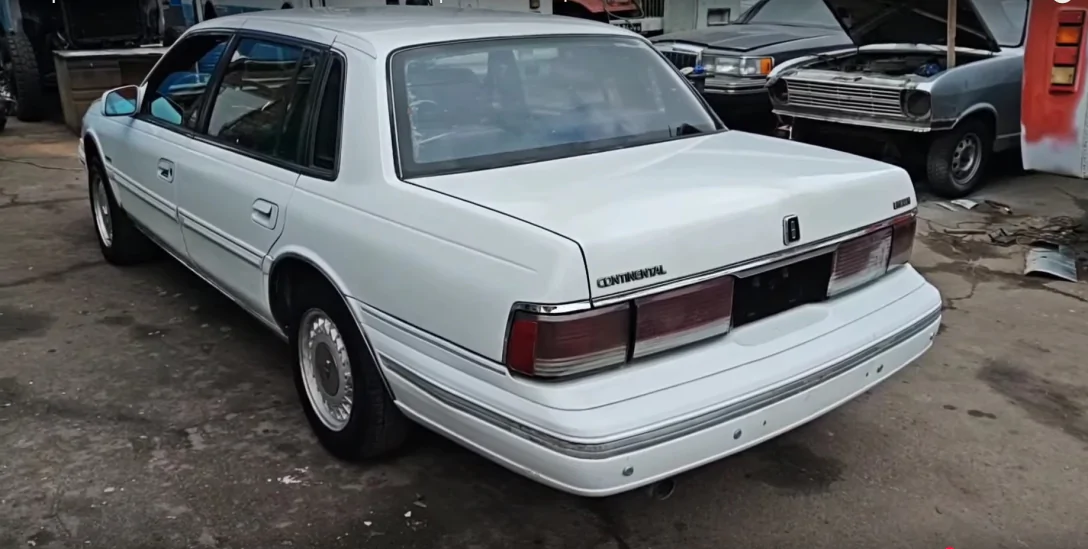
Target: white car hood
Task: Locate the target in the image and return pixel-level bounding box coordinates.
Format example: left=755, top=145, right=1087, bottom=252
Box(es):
left=409, top=131, right=915, bottom=300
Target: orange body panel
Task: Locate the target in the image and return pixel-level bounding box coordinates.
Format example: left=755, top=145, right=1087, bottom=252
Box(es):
left=1022, top=0, right=1088, bottom=176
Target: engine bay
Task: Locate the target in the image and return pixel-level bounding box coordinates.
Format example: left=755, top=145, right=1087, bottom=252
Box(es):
left=808, top=52, right=988, bottom=79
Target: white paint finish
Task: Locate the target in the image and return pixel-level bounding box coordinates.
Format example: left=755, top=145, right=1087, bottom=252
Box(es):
left=412, top=132, right=915, bottom=299
left=174, top=137, right=299, bottom=319
left=81, top=11, right=944, bottom=496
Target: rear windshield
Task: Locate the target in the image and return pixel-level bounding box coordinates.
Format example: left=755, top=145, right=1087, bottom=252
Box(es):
left=388, top=35, right=722, bottom=179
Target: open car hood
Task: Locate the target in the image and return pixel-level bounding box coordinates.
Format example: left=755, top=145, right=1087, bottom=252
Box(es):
left=825, top=0, right=1001, bottom=52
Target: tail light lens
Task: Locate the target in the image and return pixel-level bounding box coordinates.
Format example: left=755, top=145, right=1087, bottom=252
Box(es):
left=506, top=305, right=631, bottom=378
left=632, top=276, right=734, bottom=359
left=828, top=213, right=916, bottom=297
left=1051, top=10, right=1085, bottom=91
left=505, top=277, right=736, bottom=379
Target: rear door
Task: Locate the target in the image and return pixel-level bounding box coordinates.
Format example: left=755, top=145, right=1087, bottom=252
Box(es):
left=174, top=34, right=324, bottom=318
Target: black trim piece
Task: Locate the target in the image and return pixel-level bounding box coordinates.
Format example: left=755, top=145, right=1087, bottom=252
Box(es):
left=384, top=306, right=940, bottom=460
left=299, top=50, right=346, bottom=182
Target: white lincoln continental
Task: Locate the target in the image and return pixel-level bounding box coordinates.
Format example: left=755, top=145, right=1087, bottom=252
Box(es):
left=78, top=7, right=942, bottom=496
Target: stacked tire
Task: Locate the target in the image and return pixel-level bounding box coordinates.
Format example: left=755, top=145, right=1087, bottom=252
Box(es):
left=3, top=31, right=45, bottom=122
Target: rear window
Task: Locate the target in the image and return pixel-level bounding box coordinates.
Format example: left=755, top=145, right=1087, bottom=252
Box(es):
left=388, top=35, right=721, bottom=179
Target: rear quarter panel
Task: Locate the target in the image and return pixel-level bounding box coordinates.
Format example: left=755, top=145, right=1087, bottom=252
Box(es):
left=269, top=45, right=590, bottom=364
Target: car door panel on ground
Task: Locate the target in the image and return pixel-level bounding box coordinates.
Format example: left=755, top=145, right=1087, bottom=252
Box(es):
left=175, top=37, right=323, bottom=318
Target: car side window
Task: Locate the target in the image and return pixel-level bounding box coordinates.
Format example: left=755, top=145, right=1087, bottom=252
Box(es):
left=204, top=37, right=320, bottom=163
left=311, top=56, right=344, bottom=172
left=142, top=33, right=231, bottom=128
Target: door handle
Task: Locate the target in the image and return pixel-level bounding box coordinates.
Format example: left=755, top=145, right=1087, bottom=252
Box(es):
left=157, top=158, right=174, bottom=182
left=251, top=199, right=279, bottom=230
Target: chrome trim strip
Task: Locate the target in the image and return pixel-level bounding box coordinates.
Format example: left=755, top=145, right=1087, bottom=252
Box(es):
left=773, top=110, right=934, bottom=133
left=383, top=306, right=941, bottom=460
left=178, top=209, right=263, bottom=267
left=514, top=210, right=917, bottom=314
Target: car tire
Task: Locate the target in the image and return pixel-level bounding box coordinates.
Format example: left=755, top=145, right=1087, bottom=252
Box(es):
left=290, top=283, right=410, bottom=461
left=88, top=155, right=159, bottom=265
left=925, top=118, right=992, bottom=198
left=5, top=31, right=46, bottom=123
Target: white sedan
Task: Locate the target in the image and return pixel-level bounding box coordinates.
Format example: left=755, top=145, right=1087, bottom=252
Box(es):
left=78, top=6, right=942, bottom=497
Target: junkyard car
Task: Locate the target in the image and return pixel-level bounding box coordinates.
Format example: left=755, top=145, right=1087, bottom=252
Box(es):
left=652, top=0, right=856, bottom=132
left=767, top=0, right=1027, bottom=198
left=78, top=7, right=941, bottom=496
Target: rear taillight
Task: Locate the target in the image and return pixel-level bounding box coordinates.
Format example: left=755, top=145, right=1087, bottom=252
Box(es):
left=506, top=305, right=631, bottom=378
left=828, top=213, right=916, bottom=297
left=632, top=276, right=734, bottom=359
left=1051, top=10, right=1085, bottom=92
left=506, top=276, right=736, bottom=379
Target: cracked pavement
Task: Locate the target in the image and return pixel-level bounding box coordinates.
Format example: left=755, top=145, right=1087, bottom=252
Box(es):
left=2, top=121, right=1088, bottom=548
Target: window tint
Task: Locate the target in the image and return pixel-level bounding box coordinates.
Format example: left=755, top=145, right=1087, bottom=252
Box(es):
left=312, top=57, right=344, bottom=171
left=205, top=38, right=320, bottom=162
left=143, top=33, right=230, bottom=128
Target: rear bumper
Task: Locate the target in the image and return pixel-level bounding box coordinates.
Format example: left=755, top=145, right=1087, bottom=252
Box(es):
left=368, top=273, right=942, bottom=497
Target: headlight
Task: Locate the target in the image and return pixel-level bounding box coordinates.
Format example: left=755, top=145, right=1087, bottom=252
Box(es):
left=904, top=90, right=932, bottom=118
left=702, top=55, right=774, bottom=77
left=769, top=79, right=788, bottom=102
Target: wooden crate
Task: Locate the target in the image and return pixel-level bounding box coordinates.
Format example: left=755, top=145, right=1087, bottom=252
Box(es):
left=53, top=48, right=167, bottom=134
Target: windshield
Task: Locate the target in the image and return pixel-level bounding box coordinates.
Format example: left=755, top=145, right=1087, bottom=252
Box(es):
left=973, top=0, right=1028, bottom=47
left=740, top=0, right=842, bottom=29
left=389, top=36, right=721, bottom=179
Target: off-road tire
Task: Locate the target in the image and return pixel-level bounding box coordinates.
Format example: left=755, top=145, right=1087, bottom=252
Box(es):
left=290, top=283, right=410, bottom=461
left=5, top=31, right=46, bottom=122
left=87, top=156, right=158, bottom=265
left=925, top=118, right=992, bottom=199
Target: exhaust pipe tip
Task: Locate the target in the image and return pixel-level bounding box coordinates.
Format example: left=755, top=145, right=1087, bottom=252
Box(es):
left=647, top=478, right=676, bottom=501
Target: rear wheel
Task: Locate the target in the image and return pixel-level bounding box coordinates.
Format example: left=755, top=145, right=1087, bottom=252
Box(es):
left=4, top=31, right=46, bottom=122
left=290, top=283, right=410, bottom=461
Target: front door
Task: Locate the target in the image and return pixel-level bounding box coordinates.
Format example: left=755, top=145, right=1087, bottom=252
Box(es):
left=97, top=32, right=233, bottom=257
left=175, top=35, right=323, bottom=318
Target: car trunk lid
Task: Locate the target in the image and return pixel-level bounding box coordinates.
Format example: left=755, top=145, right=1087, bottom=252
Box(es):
left=407, top=131, right=916, bottom=301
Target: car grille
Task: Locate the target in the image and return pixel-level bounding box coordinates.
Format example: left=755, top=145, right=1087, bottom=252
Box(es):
left=783, top=79, right=905, bottom=118
left=660, top=51, right=698, bottom=70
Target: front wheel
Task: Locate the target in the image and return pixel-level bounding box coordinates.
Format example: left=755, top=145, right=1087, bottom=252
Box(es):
left=88, top=157, right=158, bottom=265
left=925, top=119, right=992, bottom=198
left=290, top=285, right=409, bottom=461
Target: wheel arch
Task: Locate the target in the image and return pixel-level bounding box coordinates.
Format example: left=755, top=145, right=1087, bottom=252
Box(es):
left=953, top=104, right=998, bottom=139
left=80, top=130, right=123, bottom=203
left=266, top=248, right=399, bottom=398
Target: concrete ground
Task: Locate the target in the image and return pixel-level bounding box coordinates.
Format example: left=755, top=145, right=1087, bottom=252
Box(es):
left=2, top=121, right=1088, bottom=549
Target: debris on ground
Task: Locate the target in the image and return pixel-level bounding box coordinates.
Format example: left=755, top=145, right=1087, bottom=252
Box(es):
left=950, top=199, right=978, bottom=210
left=986, top=216, right=1082, bottom=247
left=1025, top=243, right=1079, bottom=282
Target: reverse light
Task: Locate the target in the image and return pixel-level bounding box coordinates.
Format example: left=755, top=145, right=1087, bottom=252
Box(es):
left=703, top=55, right=774, bottom=77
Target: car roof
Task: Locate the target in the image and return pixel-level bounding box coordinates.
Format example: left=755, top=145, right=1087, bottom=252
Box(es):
left=193, top=6, right=639, bottom=57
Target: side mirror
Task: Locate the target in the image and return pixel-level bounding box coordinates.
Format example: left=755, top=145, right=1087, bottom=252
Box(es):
left=103, top=85, right=139, bottom=117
